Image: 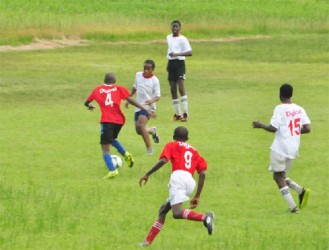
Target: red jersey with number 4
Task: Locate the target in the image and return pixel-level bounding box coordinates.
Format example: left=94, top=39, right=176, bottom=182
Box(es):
left=159, top=141, right=207, bottom=176
left=87, top=84, right=131, bottom=124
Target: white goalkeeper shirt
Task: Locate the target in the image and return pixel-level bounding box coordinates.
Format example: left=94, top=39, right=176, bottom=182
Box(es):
left=133, top=72, right=160, bottom=112
left=167, top=34, right=192, bottom=60
left=270, top=102, right=311, bottom=159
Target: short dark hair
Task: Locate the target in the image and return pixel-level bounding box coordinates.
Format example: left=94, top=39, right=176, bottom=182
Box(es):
left=104, top=72, right=116, bottom=84
left=171, top=20, right=181, bottom=27
left=144, top=59, right=155, bottom=69
left=280, top=83, right=293, bottom=98
left=173, top=126, right=189, bottom=141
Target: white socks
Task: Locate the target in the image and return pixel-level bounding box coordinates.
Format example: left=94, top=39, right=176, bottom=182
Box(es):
left=172, top=99, right=181, bottom=115
left=285, top=177, right=303, bottom=195
left=181, top=95, right=188, bottom=114
left=172, top=96, right=188, bottom=115
left=280, top=186, right=297, bottom=209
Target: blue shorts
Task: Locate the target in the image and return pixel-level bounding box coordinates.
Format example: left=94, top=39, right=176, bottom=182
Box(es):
left=134, top=110, right=150, bottom=122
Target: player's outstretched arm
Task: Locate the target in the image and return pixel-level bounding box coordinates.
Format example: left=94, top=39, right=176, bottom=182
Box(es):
left=252, top=121, right=277, bottom=133
left=139, top=158, right=167, bottom=187
left=125, top=87, right=137, bottom=109
left=126, top=97, right=156, bottom=118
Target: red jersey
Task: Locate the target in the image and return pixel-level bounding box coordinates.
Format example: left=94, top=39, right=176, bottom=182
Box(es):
left=87, top=84, right=131, bottom=124
left=159, top=141, right=207, bottom=176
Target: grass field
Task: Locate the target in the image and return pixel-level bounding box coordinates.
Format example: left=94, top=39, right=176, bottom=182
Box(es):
left=0, top=1, right=328, bottom=250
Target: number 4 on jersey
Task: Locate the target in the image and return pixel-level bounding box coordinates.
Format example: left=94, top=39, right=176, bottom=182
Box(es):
left=105, top=93, right=114, bottom=106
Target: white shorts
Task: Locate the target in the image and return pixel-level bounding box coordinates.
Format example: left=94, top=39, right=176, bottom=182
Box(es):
left=167, top=170, right=196, bottom=206
left=269, top=150, right=294, bottom=173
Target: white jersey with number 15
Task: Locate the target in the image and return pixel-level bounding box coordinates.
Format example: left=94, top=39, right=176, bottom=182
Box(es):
left=270, top=103, right=311, bottom=159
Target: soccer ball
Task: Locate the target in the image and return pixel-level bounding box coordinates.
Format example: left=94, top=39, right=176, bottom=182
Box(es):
left=111, top=155, right=123, bottom=168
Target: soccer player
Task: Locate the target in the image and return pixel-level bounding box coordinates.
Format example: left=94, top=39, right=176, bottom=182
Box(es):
left=252, top=83, right=311, bottom=213
left=84, top=72, right=154, bottom=179
left=126, top=59, right=161, bottom=155
left=166, top=20, right=192, bottom=122
left=138, top=126, right=214, bottom=246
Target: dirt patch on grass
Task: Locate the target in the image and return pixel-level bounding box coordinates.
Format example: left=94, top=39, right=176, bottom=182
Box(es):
left=0, top=37, right=89, bottom=52
left=104, top=35, right=272, bottom=45
left=0, top=35, right=271, bottom=52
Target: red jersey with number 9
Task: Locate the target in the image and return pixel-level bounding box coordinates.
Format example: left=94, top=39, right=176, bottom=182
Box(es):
left=159, top=141, right=207, bottom=176
left=87, top=84, right=131, bottom=124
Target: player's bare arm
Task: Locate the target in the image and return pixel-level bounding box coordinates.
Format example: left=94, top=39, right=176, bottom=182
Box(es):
left=126, top=97, right=156, bottom=118
left=252, top=121, right=277, bottom=132
left=84, top=100, right=95, bottom=111
left=139, top=158, right=167, bottom=187
left=169, top=51, right=192, bottom=57
left=190, top=170, right=205, bottom=209
left=145, top=96, right=160, bottom=105
left=125, top=87, right=137, bottom=108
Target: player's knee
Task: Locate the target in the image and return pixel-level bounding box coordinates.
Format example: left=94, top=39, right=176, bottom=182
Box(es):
left=135, top=126, right=142, bottom=135
left=172, top=211, right=182, bottom=219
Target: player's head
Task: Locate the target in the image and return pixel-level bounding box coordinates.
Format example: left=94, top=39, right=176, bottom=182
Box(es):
left=143, top=59, right=155, bottom=77
left=104, top=72, right=116, bottom=84
left=173, top=126, right=189, bottom=142
left=280, top=83, right=293, bottom=99
left=171, top=20, right=181, bottom=27
left=171, top=20, right=181, bottom=35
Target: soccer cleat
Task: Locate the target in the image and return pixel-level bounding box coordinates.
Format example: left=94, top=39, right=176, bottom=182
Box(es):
left=103, top=169, right=119, bottom=179
left=124, top=151, right=135, bottom=168
left=289, top=207, right=300, bottom=214
left=138, top=241, right=150, bottom=247
left=203, top=211, right=215, bottom=235
left=152, top=127, right=160, bottom=143
left=299, top=188, right=310, bottom=209
left=172, top=114, right=182, bottom=121
left=180, top=113, right=189, bottom=122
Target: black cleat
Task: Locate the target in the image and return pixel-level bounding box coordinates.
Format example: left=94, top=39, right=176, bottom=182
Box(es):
left=203, top=212, right=215, bottom=235
left=299, top=188, right=310, bottom=209
left=181, top=113, right=189, bottom=122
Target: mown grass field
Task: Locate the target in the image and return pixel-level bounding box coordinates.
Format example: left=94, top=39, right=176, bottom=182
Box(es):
left=0, top=1, right=328, bottom=249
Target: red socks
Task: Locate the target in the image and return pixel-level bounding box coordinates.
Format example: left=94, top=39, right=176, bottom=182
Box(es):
left=145, top=220, right=164, bottom=245
left=182, top=209, right=205, bottom=221
left=144, top=210, right=205, bottom=245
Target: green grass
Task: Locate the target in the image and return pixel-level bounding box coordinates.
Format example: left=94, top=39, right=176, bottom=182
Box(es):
left=1, top=34, right=328, bottom=249
left=0, top=1, right=329, bottom=249
left=0, top=0, right=328, bottom=44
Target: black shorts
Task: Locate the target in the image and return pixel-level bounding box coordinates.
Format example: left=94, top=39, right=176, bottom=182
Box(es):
left=100, top=122, right=123, bottom=144
left=167, top=60, right=186, bottom=81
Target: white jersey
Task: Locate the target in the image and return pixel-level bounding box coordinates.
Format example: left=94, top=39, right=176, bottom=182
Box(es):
left=133, top=72, right=160, bottom=112
left=166, top=34, right=192, bottom=60
left=270, top=102, right=310, bottom=159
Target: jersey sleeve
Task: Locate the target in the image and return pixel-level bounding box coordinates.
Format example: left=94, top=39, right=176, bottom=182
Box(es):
left=159, top=143, right=172, bottom=162
left=270, top=106, right=281, bottom=129
left=301, top=108, right=311, bottom=125
left=133, top=72, right=138, bottom=89
left=195, top=155, right=207, bottom=173
left=118, top=85, right=131, bottom=100
left=182, top=36, right=192, bottom=52
left=86, top=87, right=97, bottom=102
left=153, top=76, right=161, bottom=97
